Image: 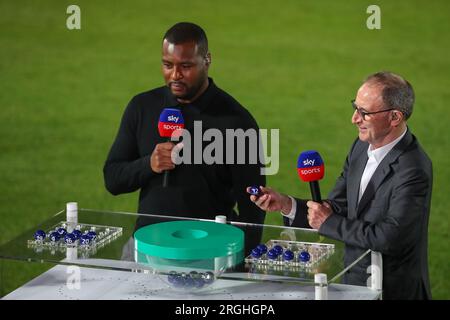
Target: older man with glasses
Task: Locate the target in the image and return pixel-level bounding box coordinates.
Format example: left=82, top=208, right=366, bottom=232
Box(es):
left=248, top=71, right=433, bottom=300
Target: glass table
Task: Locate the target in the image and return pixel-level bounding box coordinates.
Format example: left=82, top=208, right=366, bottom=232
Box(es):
left=0, top=206, right=381, bottom=300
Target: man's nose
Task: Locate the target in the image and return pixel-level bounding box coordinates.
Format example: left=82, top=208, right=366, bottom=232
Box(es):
left=171, top=66, right=183, bottom=80
left=351, top=109, right=361, bottom=124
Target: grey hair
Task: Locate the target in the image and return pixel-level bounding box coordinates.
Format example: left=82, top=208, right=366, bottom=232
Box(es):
left=364, top=71, right=415, bottom=120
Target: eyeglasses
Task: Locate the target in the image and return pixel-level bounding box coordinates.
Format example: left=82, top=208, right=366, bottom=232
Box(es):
left=351, top=99, right=394, bottom=121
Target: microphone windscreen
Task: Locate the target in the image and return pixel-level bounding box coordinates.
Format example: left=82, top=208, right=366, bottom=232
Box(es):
left=297, top=150, right=325, bottom=182
left=158, top=108, right=185, bottom=138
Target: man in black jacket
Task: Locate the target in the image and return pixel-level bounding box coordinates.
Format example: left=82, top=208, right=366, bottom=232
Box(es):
left=249, top=72, right=432, bottom=299
left=104, top=22, right=266, bottom=230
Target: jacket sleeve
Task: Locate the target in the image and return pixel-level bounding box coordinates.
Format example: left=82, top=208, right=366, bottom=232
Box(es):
left=103, top=97, right=157, bottom=195
left=285, top=198, right=310, bottom=228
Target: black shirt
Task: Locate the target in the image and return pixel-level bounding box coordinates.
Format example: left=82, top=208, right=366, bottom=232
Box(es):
left=103, top=78, right=266, bottom=229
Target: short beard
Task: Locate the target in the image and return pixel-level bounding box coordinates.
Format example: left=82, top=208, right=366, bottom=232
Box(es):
left=170, top=77, right=206, bottom=101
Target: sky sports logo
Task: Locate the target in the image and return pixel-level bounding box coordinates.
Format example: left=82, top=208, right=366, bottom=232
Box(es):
left=160, top=123, right=184, bottom=130
left=299, top=167, right=322, bottom=174
left=302, top=159, right=316, bottom=166
left=158, top=122, right=185, bottom=137
left=167, top=115, right=180, bottom=123
left=297, top=151, right=324, bottom=182
left=159, top=108, right=184, bottom=125
left=158, top=108, right=185, bottom=138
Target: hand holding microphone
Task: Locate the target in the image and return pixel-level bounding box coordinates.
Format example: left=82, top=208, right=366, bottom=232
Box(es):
left=297, top=150, right=332, bottom=229
left=152, top=108, right=184, bottom=187
left=150, top=142, right=176, bottom=173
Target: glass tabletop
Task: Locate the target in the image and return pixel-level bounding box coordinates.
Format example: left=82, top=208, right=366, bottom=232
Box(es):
left=0, top=208, right=371, bottom=291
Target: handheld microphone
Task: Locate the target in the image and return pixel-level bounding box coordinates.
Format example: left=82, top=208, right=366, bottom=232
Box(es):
left=297, top=150, right=325, bottom=202
left=158, top=108, right=184, bottom=187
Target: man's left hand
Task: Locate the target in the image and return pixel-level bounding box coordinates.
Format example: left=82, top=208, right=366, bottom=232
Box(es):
left=306, top=200, right=333, bottom=230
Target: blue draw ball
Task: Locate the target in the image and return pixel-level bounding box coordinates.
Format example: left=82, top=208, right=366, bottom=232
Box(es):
left=172, top=275, right=185, bottom=288
left=257, top=243, right=268, bottom=254
left=193, top=277, right=205, bottom=288
left=87, top=231, right=97, bottom=241
left=184, top=276, right=195, bottom=288
left=34, top=230, right=46, bottom=241
left=283, top=250, right=294, bottom=261
left=273, top=245, right=284, bottom=255
left=49, top=231, right=60, bottom=242
left=251, top=247, right=263, bottom=258
left=80, top=234, right=91, bottom=245
left=267, top=248, right=278, bottom=260
left=202, top=271, right=215, bottom=284
left=167, top=271, right=178, bottom=284
left=299, top=251, right=311, bottom=262
left=64, top=233, right=76, bottom=244
left=248, top=186, right=261, bottom=196
left=57, top=228, right=67, bottom=236
left=72, top=229, right=82, bottom=240
left=189, top=271, right=205, bottom=288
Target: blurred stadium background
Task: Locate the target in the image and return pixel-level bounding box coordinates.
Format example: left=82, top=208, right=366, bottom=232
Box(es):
left=0, top=0, right=448, bottom=298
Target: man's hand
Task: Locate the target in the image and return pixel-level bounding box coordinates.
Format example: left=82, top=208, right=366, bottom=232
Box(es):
left=306, top=200, right=332, bottom=229
left=150, top=142, right=176, bottom=173
left=247, top=186, right=292, bottom=213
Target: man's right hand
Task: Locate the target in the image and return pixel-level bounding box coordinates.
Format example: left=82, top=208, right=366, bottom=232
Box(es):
left=150, top=142, right=176, bottom=173
left=247, top=186, right=292, bottom=214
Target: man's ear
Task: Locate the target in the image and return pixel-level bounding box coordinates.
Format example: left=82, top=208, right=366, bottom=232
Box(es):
left=205, top=52, right=211, bottom=66
left=391, top=110, right=403, bottom=125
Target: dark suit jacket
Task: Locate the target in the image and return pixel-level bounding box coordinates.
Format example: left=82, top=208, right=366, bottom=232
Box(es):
left=287, top=129, right=433, bottom=300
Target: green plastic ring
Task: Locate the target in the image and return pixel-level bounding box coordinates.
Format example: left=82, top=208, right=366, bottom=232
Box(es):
left=134, top=220, right=244, bottom=260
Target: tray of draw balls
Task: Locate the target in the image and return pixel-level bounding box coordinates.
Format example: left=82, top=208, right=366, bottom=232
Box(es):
left=245, top=239, right=335, bottom=272
left=28, top=221, right=122, bottom=256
